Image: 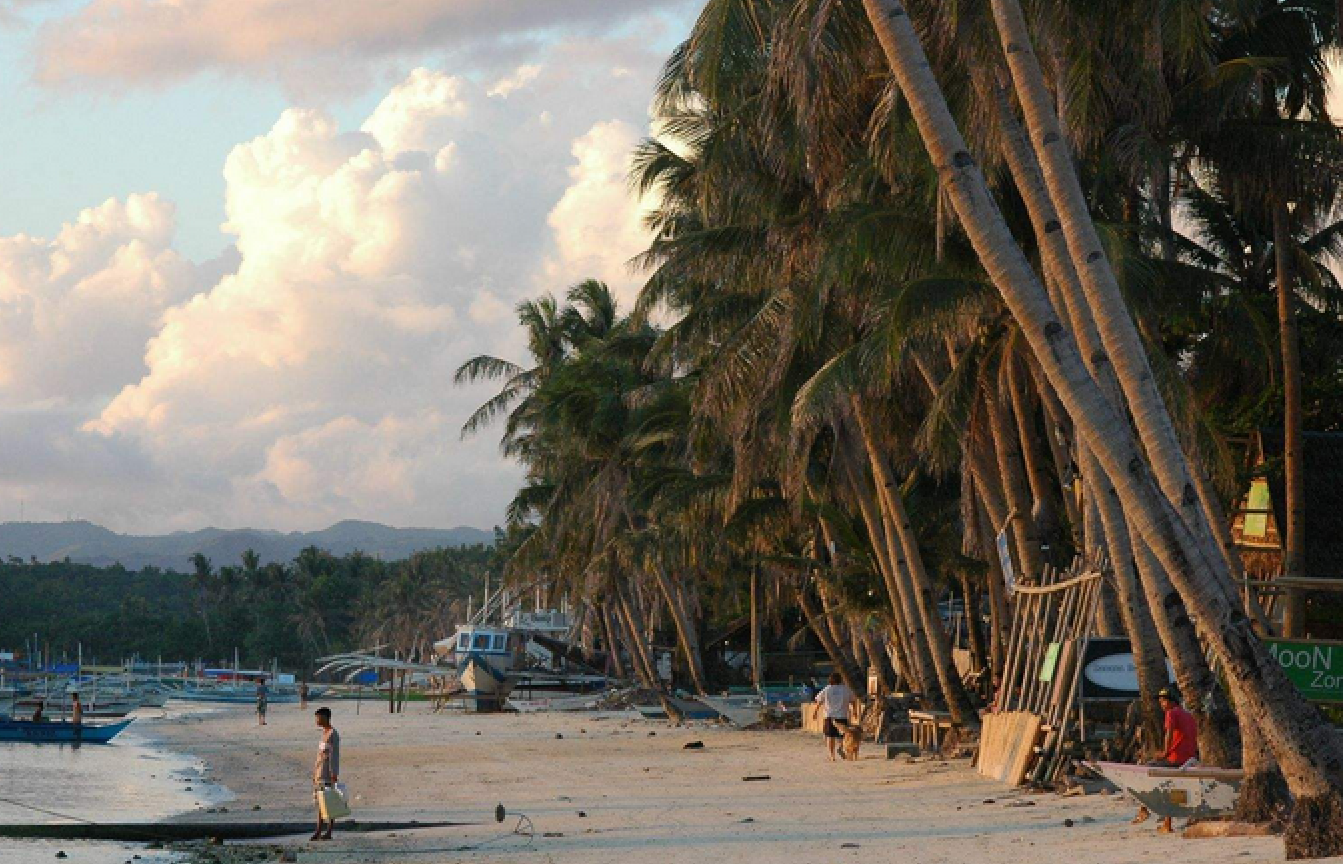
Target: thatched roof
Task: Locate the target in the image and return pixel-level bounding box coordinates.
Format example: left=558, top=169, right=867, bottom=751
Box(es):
left=1255, top=430, right=1343, bottom=578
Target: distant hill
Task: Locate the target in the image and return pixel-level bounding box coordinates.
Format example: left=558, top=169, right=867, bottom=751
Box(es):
left=0, top=519, right=495, bottom=571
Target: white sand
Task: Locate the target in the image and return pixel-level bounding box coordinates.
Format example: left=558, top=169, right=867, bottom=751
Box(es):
left=141, top=703, right=1302, bottom=863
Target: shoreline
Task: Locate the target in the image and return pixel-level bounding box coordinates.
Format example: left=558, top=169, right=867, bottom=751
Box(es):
left=137, top=703, right=1293, bottom=863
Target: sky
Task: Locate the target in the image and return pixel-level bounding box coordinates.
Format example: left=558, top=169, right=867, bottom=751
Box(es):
left=0, top=0, right=698, bottom=533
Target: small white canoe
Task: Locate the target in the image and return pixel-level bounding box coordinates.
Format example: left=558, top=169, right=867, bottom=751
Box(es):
left=1085, top=761, right=1243, bottom=819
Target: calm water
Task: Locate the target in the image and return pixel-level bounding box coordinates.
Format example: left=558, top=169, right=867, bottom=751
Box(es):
left=0, top=707, right=232, bottom=864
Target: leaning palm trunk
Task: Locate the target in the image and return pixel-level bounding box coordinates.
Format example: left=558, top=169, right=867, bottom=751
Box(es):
left=862, top=626, right=900, bottom=692
left=1005, top=353, right=1061, bottom=559
left=986, top=379, right=1045, bottom=580
left=991, top=60, right=1243, bottom=771
left=614, top=582, right=683, bottom=723
left=598, top=601, right=627, bottom=680
left=858, top=2, right=1343, bottom=852
left=1237, top=717, right=1292, bottom=821
left=798, top=586, right=865, bottom=694
left=854, top=402, right=980, bottom=729
left=986, top=0, right=1227, bottom=573
left=1129, top=537, right=1241, bottom=768
left=650, top=566, right=708, bottom=694
left=837, top=442, right=939, bottom=696
left=966, top=475, right=1007, bottom=676
left=1081, top=453, right=1168, bottom=748
left=1274, top=202, right=1308, bottom=636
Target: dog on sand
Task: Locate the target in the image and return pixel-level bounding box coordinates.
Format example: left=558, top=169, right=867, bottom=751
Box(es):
left=841, top=723, right=862, bottom=760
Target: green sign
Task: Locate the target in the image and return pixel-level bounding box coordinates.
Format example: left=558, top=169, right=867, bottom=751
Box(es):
left=1266, top=639, right=1343, bottom=704
left=1039, top=642, right=1062, bottom=683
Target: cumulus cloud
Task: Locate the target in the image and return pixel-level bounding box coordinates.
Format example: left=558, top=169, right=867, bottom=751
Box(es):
left=0, top=193, right=201, bottom=402
left=14, top=61, right=655, bottom=532
left=543, top=120, right=651, bottom=304
left=32, top=0, right=693, bottom=94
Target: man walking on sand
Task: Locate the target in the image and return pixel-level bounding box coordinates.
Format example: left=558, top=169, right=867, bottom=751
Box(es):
left=1133, top=688, right=1199, bottom=833
left=312, top=707, right=341, bottom=841
left=814, top=672, right=859, bottom=762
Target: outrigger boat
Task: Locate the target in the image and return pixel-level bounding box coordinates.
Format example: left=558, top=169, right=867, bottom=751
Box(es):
left=0, top=718, right=133, bottom=744
left=1084, top=761, right=1244, bottom=820
left=433, top=624, right=525, bottom=711
left=318, top=590, right=611, bottom=713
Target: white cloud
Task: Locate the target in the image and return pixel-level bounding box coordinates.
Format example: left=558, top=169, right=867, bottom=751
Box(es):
left=0, top=193, right=200, bottom=402
left=544, top=120, right=652, bottom=304
left=0, top=60, right=655, bottom=532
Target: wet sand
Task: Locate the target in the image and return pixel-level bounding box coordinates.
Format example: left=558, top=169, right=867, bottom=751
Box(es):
left=143, top=704, right=1301, bottom=863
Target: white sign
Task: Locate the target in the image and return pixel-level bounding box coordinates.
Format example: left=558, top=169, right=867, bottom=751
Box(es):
left=1083, top=652, right=1140, bottom=693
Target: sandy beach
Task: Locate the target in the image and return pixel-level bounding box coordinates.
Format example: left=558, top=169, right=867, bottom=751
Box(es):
left=136, top=704, right=1307, bottom=863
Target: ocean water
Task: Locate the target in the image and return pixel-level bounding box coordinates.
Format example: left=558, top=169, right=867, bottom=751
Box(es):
left=0, top=708, right=231, bottom=864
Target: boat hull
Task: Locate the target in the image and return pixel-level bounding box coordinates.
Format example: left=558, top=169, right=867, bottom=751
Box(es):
left=457, top=655, right=515, bottom=712
left=0, top=719, right=133, bottom=744
left=1085, top=761, right=1242, bottom=819
left=168, top=691, right=300, bottom=705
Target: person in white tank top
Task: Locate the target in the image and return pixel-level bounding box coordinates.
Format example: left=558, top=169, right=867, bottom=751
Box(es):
left=814, top=672, right=859, bottom=761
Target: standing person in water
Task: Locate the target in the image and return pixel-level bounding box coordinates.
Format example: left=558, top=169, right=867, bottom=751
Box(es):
left=299, top=681, right=310, bottom=709
left=1133, top=688, right=1199, bottom=833
left=814, top=672, right=859, bottom=762
left=311, top=707, right=341, bottom=841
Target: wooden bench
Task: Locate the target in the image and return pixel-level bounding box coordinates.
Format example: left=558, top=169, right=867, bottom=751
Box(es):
left=908, top=709, right=959, bottom=754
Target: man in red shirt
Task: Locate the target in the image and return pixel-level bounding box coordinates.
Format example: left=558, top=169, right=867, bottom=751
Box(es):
left=1133, top=688, right=1199, bottom=833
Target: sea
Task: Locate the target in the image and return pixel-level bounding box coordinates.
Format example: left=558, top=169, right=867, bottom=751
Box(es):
left=0, top=708, right=232, bottom=864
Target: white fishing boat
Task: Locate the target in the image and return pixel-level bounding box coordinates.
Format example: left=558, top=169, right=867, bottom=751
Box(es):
left=432, top=624, right=525, bottom=711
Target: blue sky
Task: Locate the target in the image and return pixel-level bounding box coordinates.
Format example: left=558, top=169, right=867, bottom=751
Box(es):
left=0, top=0, right=697, bottom=533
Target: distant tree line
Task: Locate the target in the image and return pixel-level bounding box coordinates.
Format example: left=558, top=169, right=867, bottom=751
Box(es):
left=0, top=537, right=510, bottom=672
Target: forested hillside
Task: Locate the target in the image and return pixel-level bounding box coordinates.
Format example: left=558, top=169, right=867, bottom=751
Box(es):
left=0, top=541, right=507, bottom=671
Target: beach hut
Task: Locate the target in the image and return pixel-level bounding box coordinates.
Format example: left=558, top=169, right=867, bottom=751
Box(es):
left=1231, top=430, right=1343, bottom=637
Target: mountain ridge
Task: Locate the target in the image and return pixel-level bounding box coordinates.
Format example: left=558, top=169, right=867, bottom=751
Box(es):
left=0, top=519, right=495, bottom=571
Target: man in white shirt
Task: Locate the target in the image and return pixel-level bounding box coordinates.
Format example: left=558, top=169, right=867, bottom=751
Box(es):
left=814, top=672, right=859, bottom=761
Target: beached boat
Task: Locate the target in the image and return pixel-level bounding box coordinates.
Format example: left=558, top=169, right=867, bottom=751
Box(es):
left=434, top=624, right=524, bottom=711
left=0, top=718, right=133, bottom=744
left=699, top=694, right=765, bottom=727
left=633, top=696, right=722, bottom=721
left=1084, top=761, right=1243, bottom=819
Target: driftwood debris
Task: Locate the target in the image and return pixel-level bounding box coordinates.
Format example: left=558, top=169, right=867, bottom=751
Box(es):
left=1182, top=820, right=1276, bottom=839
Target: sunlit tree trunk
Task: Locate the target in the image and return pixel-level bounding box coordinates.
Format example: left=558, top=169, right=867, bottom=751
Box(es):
left=988, top=371, right=1045, bottom=580
left=986, top=0, right=1226, bottom=571
left=798, top=585, right=864, bottom=694
left=651, top=566, right=707, bottom=694
left=987, top=58, right=1244, bottom=772
left=854, top=401, right=980, bottom=729
left=837, top=435, right=938, bottom=696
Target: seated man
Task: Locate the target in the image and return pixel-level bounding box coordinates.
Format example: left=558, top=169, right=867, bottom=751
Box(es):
left=1133, top=687, right=1199, bottom=833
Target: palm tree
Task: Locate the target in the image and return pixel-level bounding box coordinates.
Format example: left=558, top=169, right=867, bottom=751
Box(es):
left=857, top=0, right=1343, bottom=850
